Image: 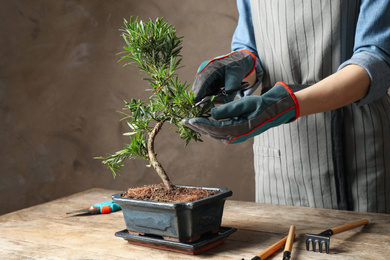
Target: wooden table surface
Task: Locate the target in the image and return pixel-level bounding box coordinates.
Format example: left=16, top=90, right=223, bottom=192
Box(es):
left=1, top=188, right=389, bottom=259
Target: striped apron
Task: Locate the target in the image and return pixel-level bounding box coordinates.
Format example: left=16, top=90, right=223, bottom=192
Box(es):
left=250, top=0, right=390, bottom=213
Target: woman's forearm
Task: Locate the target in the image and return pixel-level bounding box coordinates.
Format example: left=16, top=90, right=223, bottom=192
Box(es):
left=295, top=64, right=371, bottom=116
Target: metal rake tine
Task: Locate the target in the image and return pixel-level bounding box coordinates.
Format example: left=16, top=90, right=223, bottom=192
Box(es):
left=317, top=240, right=327, bottom=253
left=306, top=238, right=319, bottom=252
left=305, top=238, right=313, bottom=251
left=305, top=234, right=331, bottom=253
left=316, top=239, right=330, bottom=254
left=312, top=240, right=316, bottom=252
left=322, top=240, right=330, bottom=254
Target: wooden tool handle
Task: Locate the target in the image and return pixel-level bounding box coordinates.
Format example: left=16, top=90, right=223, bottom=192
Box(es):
left=256, top=236, right=288, bottom=259
left=284, top=225, right=296, bottom=253
left=331, top=219, right=369, bottom=235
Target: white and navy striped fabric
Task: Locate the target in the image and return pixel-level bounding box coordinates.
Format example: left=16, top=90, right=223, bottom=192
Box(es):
left=250, top=0, right=390, bottom=213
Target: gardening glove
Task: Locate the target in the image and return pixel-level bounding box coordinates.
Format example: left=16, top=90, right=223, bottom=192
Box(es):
left=183, top=82, right=300, bottom=144
left=193, top=50, right=258, bottom=104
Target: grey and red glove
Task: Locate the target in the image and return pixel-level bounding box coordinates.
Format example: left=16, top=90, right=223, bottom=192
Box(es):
left=183, top=82, right=300, bottom=144
left=192, top=50, right=258, bottom=104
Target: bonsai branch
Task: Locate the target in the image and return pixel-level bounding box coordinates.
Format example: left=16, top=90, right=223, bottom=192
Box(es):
left=148, top=121, right=174, bottom=190
left=99, top=18, right=205, bottom=188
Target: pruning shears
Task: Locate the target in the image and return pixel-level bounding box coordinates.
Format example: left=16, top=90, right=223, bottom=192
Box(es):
left=194, top=82, right=251, bottom=107
left=66, top=200, right=121, bottom=216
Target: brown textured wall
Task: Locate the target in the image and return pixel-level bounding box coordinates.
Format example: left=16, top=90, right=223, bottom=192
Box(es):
left=0, top=0, right=255, bottom=215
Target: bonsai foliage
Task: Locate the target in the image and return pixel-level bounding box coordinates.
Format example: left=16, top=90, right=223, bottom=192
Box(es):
left=98, top=17, right=211, bottom=190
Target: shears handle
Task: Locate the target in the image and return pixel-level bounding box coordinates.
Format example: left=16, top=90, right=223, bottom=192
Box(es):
left=90, top=200, right=121, bottom=214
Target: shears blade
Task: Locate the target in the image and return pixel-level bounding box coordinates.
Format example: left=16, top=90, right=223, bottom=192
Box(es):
left=194, top=94, right=217, bottom=107
left=193, top=82, right=251, bottom=108
left=67, top=206, right=100, bottom=216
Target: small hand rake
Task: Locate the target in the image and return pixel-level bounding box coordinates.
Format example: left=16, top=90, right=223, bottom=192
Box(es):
left=305, top=219, right=368, bottom=254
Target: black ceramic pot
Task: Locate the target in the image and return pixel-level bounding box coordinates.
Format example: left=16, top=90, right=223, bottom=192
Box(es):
left=112, top=185, right=232, bottom=242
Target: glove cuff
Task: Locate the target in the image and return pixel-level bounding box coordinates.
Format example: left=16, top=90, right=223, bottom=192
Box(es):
left=241, top=50, right=257, bottom=79
left=275, top=81, right=300, bottom=121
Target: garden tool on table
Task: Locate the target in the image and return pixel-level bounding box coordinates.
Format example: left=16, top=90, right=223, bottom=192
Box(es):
left=249, top=226, right=295, bottom=260
left=67, top=200, right=121, bottom=216
left=282, top=225, right=296, bottom=260
left=305, top=219, right=369, bottom=254
left=250, top=236, right=288, bottom=260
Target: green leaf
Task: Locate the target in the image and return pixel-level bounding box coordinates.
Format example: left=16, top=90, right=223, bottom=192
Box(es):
left=123, top=132, right=136, bottom=136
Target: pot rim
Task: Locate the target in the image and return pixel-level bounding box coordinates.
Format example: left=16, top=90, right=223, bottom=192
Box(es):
left=112, top=185, right=232, bottom=209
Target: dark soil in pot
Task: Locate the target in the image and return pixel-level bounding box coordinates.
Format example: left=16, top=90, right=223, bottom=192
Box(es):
left=122, top=184, right=221, bottom=202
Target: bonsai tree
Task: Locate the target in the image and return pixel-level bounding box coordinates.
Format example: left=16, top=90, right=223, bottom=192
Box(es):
left=98, top=17, right=212, bottom=190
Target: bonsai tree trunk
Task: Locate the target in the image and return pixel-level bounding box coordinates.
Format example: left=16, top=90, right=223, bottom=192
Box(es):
left=148, top=121, right=174, bottom=190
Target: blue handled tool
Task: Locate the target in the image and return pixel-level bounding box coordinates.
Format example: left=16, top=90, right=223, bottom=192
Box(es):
left=67, top=200, right=121, bottom=216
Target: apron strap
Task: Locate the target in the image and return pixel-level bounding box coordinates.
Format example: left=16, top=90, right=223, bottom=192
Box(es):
left=331, top=108, right=353, bottom=210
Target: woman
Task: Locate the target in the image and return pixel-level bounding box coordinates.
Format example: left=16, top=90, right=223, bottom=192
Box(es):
left=184, top=0, right=390, bottom=213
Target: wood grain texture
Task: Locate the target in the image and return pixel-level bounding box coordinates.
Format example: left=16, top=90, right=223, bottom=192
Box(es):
left=1, top=189, right=389, bottom=259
